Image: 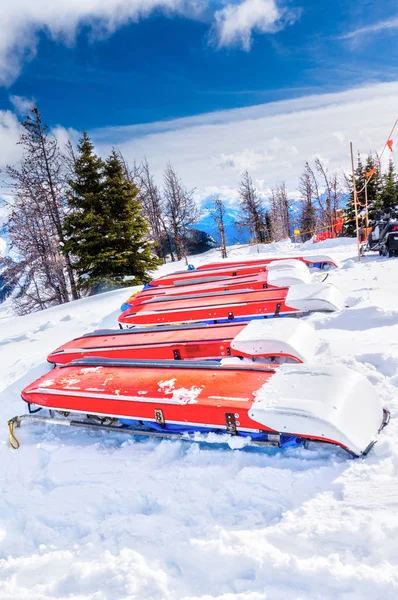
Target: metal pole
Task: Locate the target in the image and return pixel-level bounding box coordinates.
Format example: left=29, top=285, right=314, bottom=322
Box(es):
left=350, top=142, right=361, bottom=262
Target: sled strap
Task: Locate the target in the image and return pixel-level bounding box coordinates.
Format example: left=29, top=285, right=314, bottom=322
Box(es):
left=8, top=417, right=20, bottom=450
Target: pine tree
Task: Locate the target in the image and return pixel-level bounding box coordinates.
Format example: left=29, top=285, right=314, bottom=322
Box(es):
left=63, top=133, right=105, bottom=291
left=363, top=154, right=382, bottom=222
left=344, top=153, right=366, bottom=236
left=101, top=150, right=160, bottom=287
left=264, top=211, right=273, bottom=242
left=64, top=139, right=159, bottom=292
left=380, top=159, right=398, bottom=213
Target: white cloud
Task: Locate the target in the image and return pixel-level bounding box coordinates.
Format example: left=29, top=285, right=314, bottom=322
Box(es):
left=0, top=113, right=78, bottom=173
left=339, top=16, right=398, bottom=40
left=218, top=148, right=271, bottom=170
left=9, top=95, right=35, bottom=115
left=0, top=111, right=23, bottom=168
left=92, top=81, right=398, bottom=202
left=0, top=0, right=293, bottom=85
left=214, top=0, right=297, bottom=50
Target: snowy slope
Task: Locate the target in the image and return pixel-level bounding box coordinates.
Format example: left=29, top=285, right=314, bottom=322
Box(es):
left=1, top=239, right=398, bottom=600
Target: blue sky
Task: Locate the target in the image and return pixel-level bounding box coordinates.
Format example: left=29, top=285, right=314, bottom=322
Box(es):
left=0, top=0, right=397, bottom=204
left=0, top=0, right=398, bottom=131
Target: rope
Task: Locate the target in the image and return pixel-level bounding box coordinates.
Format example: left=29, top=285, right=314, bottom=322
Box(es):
left=8, top=417, right=20, bottom=450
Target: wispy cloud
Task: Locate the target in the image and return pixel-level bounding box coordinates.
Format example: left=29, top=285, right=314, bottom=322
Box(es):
left=0, top=111, right=23, bottom=168
left=2, top=81, right=398, bottom=202
left=9, top=95, right=35, bottom=115
left=91, top=81, right=398, bottom=200
left=339, top=16, right=398, bottom=40
left=0, top=0, right=296, bottom=86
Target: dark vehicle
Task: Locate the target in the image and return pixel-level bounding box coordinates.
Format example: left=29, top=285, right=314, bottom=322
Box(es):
left=361, top=208, right=398, bottom=257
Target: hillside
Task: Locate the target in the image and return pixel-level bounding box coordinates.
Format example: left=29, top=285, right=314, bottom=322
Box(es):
left=0, top=239, right=397, bottom=599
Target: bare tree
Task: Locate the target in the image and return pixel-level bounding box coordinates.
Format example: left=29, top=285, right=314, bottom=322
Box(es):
left=298, top=162, right=318, bottom=240
left=270, top=182, right=290, bottom=241
left=6, top=190, right=68, bottom=312
left=210, top=196, right=228, bottom=258
left=136, top=159, right=170, bottom=262
left=26, top=109, right=78, bottom=298
left=237, top=171, right=269, bottom=243
left=3, top=108, right=79, bottom=311
left=329, top=172, right=344, bottom=221
left=314, top=157, right=333, bottom=231
left=163, top=164, right=201, bottom=262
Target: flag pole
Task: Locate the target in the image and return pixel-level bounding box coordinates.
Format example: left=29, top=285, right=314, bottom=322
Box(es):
left=364, top=178, right=369, bottom=230
left=350, top=142, right=361, bottom=262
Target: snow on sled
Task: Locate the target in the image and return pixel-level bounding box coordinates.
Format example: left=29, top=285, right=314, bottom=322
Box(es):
left=47, top=319, right=316, bottom=366
left=196, top=255, right=340, bottom=270
left=121, top=267, right=314, bottom=312
left=147, top=259, right=313, bottom=288
left=118, top=283, right=344, bottom=327
left=15, top=358, right=388, bottom=457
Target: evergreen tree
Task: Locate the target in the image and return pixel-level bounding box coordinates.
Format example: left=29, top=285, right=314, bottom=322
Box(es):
left=363, top=154, right=382, bottom=222
left=344, top=153, right=366, bottom=236
left=64, top=137, right=159, bottom=292
left=100, top=150, right=160, bottom=287
left=380, top=159, right=398, bottom=213
left=63, top=132, right=105, bottom=291
left=264, top=211, right=273, bottom=242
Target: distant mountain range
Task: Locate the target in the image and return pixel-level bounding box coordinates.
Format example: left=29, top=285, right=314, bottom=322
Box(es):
left=197, top=200, right=305, bottom=244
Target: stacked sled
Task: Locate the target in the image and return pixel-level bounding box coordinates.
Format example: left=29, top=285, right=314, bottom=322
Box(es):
left=118, top=255, right=344, bottom=327
left=11, top=254, right=389, bottom=458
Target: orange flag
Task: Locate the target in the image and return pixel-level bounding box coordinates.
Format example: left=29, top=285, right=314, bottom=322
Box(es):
left=365, top=167, right=377, bottom=178
left=387, top=139, right=395, bottom=152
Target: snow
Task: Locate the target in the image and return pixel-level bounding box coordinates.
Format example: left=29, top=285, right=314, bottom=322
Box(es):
left=0, top=236, right=6, bottom=257
left=1, top=238, right=398, bottom=599
left=267, top=259, right=312, bottom=286
left=157, top=378, right=203, bottom=404
left=231, top=319, right=317, bottom=363
left=286, top=281, right=344, bottom=312
left=250, top=363, right=383, bottom=456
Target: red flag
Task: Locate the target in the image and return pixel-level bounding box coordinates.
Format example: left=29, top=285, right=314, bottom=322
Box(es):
left=365, top=167, right=377, bottom=178
left=387, top=139, right=395, bottom=152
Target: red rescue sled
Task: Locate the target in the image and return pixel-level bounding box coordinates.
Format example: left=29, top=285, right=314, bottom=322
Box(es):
left=126, top=272, right=270, bottom=307
left=17, top=357, right=388, bottom=457
left=47, top=320, right=316, bottom=365
left=150, top=263, right=274, bottom=287
left=196, top=255, right=339, bottom=270
left=118, top=283, right=343, bottom=327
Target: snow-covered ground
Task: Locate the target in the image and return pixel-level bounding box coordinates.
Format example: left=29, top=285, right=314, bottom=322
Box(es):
left=1, top=238, right=398, bottom=600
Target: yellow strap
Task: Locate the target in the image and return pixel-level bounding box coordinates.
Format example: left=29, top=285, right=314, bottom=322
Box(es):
left=8, top=418, right=20, bottom=450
